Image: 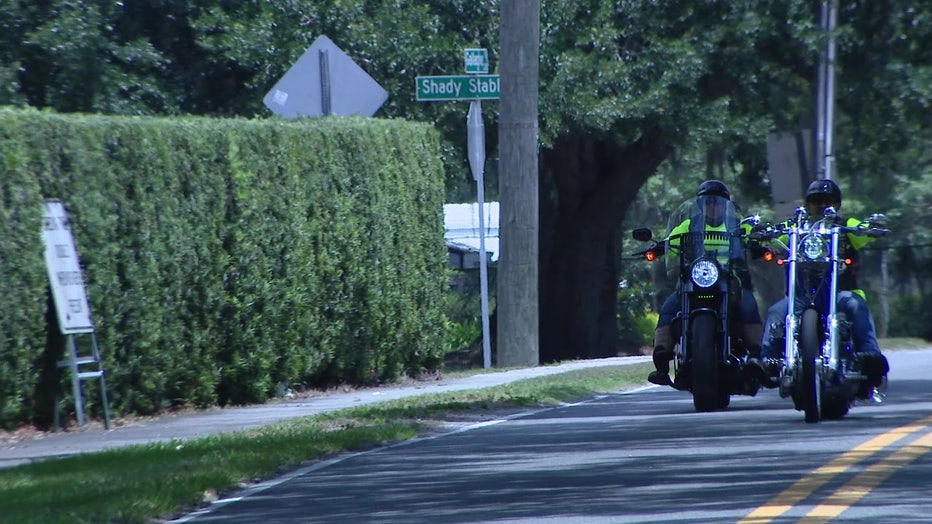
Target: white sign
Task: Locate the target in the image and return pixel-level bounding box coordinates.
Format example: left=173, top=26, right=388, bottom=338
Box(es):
left=42, top=200, right=94, bottom=334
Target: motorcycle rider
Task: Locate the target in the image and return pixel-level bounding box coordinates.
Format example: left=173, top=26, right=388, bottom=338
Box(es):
left=647, top=180, right=766, bottom=387
left=759, top=178, right=889, bottom=397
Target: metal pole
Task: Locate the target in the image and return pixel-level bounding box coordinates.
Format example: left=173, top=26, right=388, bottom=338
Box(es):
left=467, top=100, right=492, bottom=368
left=319, top=49, right=332, bottom=116
left=817, top=0, right=838, bottom=180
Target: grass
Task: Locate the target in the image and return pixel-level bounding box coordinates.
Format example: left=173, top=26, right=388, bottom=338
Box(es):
left=879, top=337, right=930, bottom=350
left=0, top=362, right=653, bottom=524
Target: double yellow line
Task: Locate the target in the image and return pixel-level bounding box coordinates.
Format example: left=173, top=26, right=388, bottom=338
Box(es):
left=740, top=415, right=932, bottom=523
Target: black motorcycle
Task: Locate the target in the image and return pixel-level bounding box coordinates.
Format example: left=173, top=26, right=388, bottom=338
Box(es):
left=749, top=207, right=889, bottom=422
left=632, top=195, right=763, bottom=412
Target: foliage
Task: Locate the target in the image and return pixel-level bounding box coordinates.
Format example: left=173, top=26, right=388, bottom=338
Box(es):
left=887, top=294, right=932, bottom=340
left=2, top=0, right=929, bottom=357
left=0, top=109, right=448, bottom=426
left=444, top=318, right=482, bottom=355
left=2, top=0, right=500, bottom=201
left=443, top=267, right=496, bottom=352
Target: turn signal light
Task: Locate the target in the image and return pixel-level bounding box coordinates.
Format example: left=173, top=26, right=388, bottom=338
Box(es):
left=645, top=251, right=657, bottom=262
left=762, top=250, right=774, bottom=262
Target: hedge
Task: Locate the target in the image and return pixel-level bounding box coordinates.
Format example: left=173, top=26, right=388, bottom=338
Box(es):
left=0, top=108, right=449, bottom=427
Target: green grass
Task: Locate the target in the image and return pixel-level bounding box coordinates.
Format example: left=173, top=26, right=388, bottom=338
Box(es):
left=879, top=337, right=931, bottom=350
left=0, top=363, right=653, bottom=524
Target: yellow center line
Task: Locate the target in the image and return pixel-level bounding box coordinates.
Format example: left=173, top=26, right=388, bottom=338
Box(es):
left=739, top=415, right=932, bottom=524
left=801, top=431, right=932, bottom=522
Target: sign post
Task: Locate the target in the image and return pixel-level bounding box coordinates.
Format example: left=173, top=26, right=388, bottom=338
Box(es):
left=467, top=100, right=491, bottom=369
left=417, top=49, right=499, bottom=367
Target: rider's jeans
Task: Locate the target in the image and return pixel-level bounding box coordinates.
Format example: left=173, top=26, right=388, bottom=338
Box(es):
left=760, top=291, right=881, bottom=359
left=658, top=289, right=762, bottom=328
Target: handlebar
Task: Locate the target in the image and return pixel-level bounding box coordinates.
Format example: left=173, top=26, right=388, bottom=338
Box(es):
left=745, top=221, right=889, bottom=241
left=840, top=224, right=890, bottom=238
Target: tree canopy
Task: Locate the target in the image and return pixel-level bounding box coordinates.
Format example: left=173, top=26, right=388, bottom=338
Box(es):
left=3, top=0, right=930, bottom=357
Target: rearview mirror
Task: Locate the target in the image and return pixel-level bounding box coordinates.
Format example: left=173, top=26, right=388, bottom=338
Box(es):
left=632, top=228, right=653, bottom=242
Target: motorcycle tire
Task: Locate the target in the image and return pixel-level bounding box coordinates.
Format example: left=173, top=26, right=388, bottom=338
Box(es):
left=690, top=312, right=725, bottom=412
left=799, top=308, right=822, bottom=423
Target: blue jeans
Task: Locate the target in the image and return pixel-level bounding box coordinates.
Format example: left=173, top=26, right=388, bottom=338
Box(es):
left=760, top=291, right=881, bottom=359
left=657, top=289, right=762, bottom=328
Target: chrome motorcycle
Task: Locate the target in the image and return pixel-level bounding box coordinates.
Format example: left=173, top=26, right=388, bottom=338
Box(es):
left=750, top=207, right=888, bottom=422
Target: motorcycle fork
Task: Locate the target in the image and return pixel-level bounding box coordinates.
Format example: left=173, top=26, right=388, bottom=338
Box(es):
left=784, top=227, right=844, bottom=383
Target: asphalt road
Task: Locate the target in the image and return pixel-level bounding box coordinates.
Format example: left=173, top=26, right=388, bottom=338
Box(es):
left=169, top=349, right=932, bottom=524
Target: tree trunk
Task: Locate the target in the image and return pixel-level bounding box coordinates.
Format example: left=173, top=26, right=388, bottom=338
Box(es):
left=878, top=248, right=889, bottom=338
left=497, top=0, right=540, bottom=367
left=539, top=130, right=673, bottom=363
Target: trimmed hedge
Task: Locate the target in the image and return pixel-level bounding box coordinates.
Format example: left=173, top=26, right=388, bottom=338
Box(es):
left=0, top=108, right=449, bottom=427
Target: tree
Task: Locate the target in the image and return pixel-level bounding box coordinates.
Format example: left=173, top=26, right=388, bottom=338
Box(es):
left=535, top=1, right=820, bottom=361
left=5, top=0, right=929, bottom=359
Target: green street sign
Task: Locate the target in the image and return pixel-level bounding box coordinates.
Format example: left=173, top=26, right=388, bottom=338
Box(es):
left=415, top=75, right=500, bottom=101
left=464, top=48, right=488, bottom=74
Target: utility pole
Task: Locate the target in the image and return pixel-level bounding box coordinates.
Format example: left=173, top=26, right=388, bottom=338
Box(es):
left=815, top=0, right=838, bottom=180
left=497, top=0, right=540, bottom=367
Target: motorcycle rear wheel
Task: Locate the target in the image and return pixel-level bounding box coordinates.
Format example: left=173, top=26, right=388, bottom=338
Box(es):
left=799, top=308, right=821, bottom=423
left=690, top=312, right=726, bottom=412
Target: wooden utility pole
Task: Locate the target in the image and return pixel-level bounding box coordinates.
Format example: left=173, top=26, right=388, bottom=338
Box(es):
left=497, top=0, right=540, bottom=367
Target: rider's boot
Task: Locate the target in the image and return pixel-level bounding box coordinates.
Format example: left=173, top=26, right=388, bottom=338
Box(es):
left=743, top=324, right=779, bottom=388
left=860, top=352, right=889, bottom=387
left=647, top=325, right=674, bottom=386
left=857, top=352, right=889, bottom=403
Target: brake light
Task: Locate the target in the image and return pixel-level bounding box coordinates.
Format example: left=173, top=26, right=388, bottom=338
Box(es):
left=844, top=258, right=853, bottom=265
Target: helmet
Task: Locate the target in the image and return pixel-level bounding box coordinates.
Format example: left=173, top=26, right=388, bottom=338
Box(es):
left=696, top=180, right=731, bottom=200
left=805, top=179, right=842, bottom=205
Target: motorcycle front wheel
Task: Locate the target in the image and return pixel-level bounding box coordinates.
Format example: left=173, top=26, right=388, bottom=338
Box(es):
left=690, top=312, right=726, bottom=412
left=798, top=308, right=822, bottom=423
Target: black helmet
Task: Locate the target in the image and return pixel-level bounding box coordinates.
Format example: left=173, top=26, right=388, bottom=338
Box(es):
left=696, top=180, right=730, bottom=200
left=805, top=179, right=842, bottom=205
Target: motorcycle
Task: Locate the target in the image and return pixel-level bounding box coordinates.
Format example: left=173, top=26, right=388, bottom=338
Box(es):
left=749, top=207, right=889, bottom=423
left=631, top=194, right=765, bottom=412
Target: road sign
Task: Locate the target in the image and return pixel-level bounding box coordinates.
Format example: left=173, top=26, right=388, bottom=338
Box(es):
left=464, top=48, right=488, bottom=74
left=264, top=35, right=388, bottom=118
left=415, top=75, right=500, bottom=101
left=42, top=200, right=94, bottom=334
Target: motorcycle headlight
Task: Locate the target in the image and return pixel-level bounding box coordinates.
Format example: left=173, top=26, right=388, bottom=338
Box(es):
left=690, top=259, right=719, bottom=288
left=802, top=234, right=825, bottom=260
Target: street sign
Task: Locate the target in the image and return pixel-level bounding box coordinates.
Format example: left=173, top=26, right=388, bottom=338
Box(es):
left=264, top=35, right=388, bottom=118
left=415, top=75, right=500, bottom=101
left=464, top=48, right=488, bottom=74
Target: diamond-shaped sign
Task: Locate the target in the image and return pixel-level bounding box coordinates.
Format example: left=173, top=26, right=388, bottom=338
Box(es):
left=264, top=35, right=388, bottom=118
